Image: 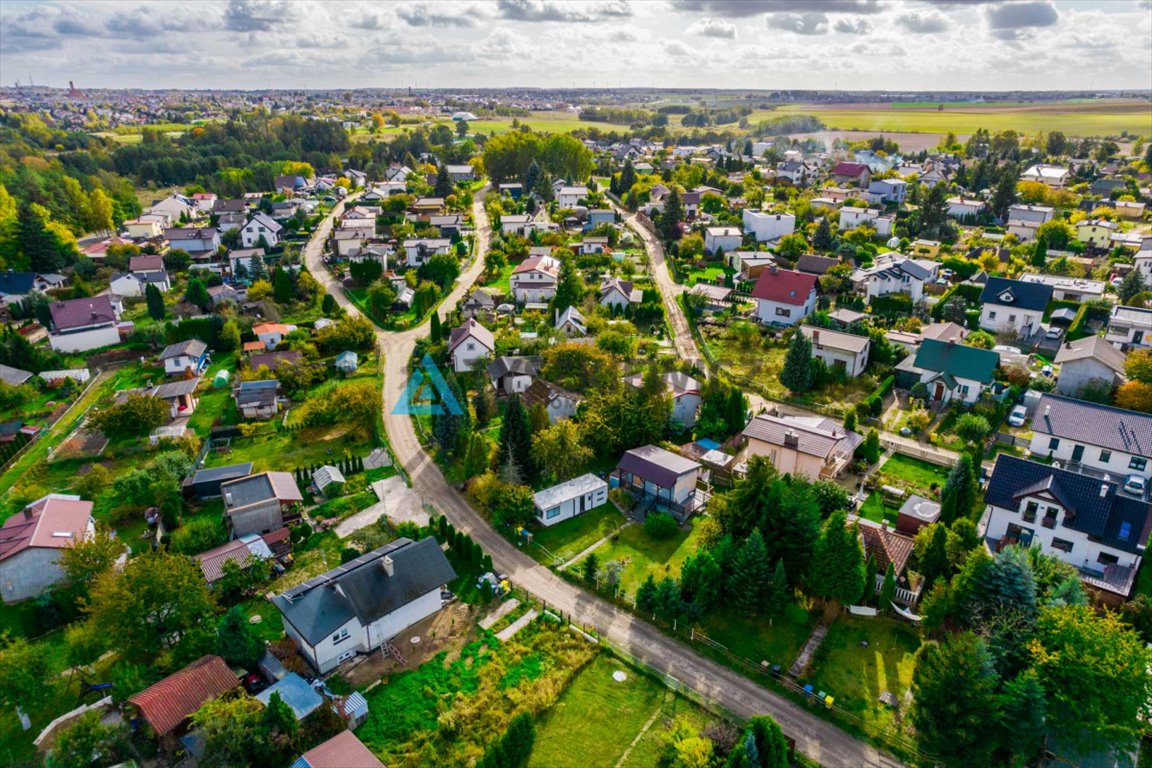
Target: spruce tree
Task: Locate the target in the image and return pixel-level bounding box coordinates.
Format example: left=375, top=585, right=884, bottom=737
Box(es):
left=618, top=160, right=637, bottom=199
left=812, top=216, right=834, bottom=251
left=729, top=529, right=772, bottom=615
left=472, top=376, right=497, bottom=427
left=879, top=563, right=897, bottom=611
left=767, top=559, right=789, bottom=616
left=636, top=574, right=658, bottom=614
left=808, top=512, right=867, bottom=605
left=145, top=283, right=166, bottom=321
left=551, top=255, right=586, bottom=315
left=779, top=329, right=815, bottom=393
left=659, top=188, right=684, bottom=243
left=944, top=454, right=976, bottom=520
left=1030, top=233, right=1048, bottom=268
left=434, top=165, right=454, bottom=198
left=273, top=266, right=295, bottom=304
left=862, top=428, right=882, bottom=464
left=921, top=523, right=951, bottom=591
left=582, top=552, right=599, bottom=584
left=523, top=159, right=541, bottom=196
left=498, top=394, right=533, bottom=481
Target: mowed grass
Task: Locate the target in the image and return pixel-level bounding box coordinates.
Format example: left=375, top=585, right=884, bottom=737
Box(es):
left=701, top=603, right=818, bottom=671
left=204, top=423, right=372, bottom=473
left=580, top=521, right=705, bottom=598
left=877, top=454, right=950, bottom=495
left=763, top=101, right=1152, bottom=137
left=529, top=654, right=718, bottom=768
left=529, top=504, right=627, bottom=564
left=807, top=615, right=920, bottom=736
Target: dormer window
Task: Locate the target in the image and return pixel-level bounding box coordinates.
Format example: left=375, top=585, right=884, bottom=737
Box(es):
left=999, top=291, right=1014, bottom=303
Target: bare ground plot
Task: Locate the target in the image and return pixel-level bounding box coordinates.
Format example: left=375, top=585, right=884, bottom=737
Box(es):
left=341, top=601, right=479, bottom=688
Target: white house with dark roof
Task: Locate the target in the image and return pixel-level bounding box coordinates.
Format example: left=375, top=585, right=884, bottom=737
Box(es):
left=447, top=318, right=495, bottom=373
left=47, top=296, right=121, bottom=353
left=160, top=339, right=209, bottom=377
left=557, top=186, right=588, bottom=208
left=0, top=494, right=95, bottom=602
left=1106, top=305, right=1152, bottom=350
left=983, top=454, right=1151, bottom=598
left=241, top=212, right=284, bottom=249
left=521, top=379, right=583, bottom=423
left=801, top=326, right=871, bottom=377
left=222, top=471, right=303, bottom=538
left=164, top=227, right=220, bottom=256
left=272, top=538, right=456, bottom=673
left=403, top=238, right=452, bottom=267
left=533, top=473, right=609, bottom=527
left=486, top=356, right=540, bottom=394
left=1029, top=394, right=1152, bottom=480
left=978, top=276, right=1053, bottom=336
left=623, top=371, right=703, bottom=428
left=600, top=277, right=643, bottom=310
left=851, top=254, right=938, bottom=302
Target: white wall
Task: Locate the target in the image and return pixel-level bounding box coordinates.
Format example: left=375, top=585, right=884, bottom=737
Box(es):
left=742, top=211, right=796, bottom=243
left=672, top=393, right=701, bottom=428
left=49, top=325, right=120, bottom=353
left=755, top=293, right=814, bottom=326
left=536, top=485, right=609, bottom=526
left=0, top=548, right=67, bottom=603
left=1027, top=432, right=1151, bottom=479
left=979, top=305, right=1044, bottom=335
left=984, top=500, right=1138, bottom=577
left=452, top=340, right=491, bottom=373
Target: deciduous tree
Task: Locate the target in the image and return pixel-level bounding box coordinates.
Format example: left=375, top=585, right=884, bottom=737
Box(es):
left=532, top=419, right=592, bottom=484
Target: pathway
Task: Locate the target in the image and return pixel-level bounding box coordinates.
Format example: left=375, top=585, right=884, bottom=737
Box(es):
left=613, top=696, right=667, bottom=768
left=789, top=622, right=830, bottom=679
left=495, top=609, right=538, bottom=642
left=478, top=598, right=520, bottom=630
left=556, top=521, right=632, bottom=571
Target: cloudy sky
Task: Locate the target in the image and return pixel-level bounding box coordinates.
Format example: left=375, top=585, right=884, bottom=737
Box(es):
left=2, top=0, right=1150, bottom=91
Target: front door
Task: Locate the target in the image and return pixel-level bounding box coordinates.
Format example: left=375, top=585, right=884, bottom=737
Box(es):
left=933, top=382, right=945, bottom=400
left=1071, top=445, right=1085, bottom=462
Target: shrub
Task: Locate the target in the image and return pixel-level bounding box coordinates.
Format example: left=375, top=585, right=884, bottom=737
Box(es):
left=644, top=511, right=678, bottom=540
left=168, top=518, right=227, bottom=555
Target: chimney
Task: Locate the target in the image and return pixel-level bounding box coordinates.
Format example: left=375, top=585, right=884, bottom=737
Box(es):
left=23, top=506, right=34, bottom=520
left=783, top=430, right=799, bottom=448
left=382, top=555, right=395, bottom=577
left=1044, top=405, right=1051, bottom=417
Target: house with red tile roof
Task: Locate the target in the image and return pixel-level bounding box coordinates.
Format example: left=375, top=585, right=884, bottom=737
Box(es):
left=0, top=494, right=95, bottom=603
left=127, top=655, right=238, bottom=741
left=749, top=268, right=818, bottom=326
left=830, top=161, right=871, bottom=187
left=291, top=730, right=385, bottom=768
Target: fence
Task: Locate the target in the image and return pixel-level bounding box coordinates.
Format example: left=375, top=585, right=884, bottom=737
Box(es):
left=879, top=437, right=954, bottom=468
left=994, top=431, right=1029, bottom=449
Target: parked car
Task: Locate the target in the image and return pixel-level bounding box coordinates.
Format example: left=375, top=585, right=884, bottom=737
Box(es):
left=1045, top=326, right=1064, bottom=340
left=1124, top=475, right=1147, bottom=496
left=1008, top=405, right=1028, bottom=427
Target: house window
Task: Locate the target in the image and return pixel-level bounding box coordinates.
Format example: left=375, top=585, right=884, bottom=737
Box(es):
left=1009, top=315, right=1017, bottom=324
left=466, top=342, right=475, bottom=351
left=332, top=627, right=350, bottom=645
left=775, top=307, right=791, bottom=317
left=1130, top=457, right=1148, bottom=472
left=1099, top=450, right=1112, bottom=464
left=1097, top=552, right=1120, bottom=566
left=546, top=507, right=561, bottom=520
left=1118, top=521, right=1133, bottom=541
left=1048, top=438, right=1060, bottom=451
left=959, top=385, right=970, bottom=396
left=1051, top=538, right=1074, bottom=553
left=1023, top=501, right=1038, bottom=523
left=988, top=311, right=997, bottom=320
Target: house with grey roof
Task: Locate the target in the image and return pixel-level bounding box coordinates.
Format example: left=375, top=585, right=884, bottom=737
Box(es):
left=801, top=326, right=871, bottom=378
left=486, top=356, right=541, bottom=395
left=272, top=538, right=456, bottom=673
left=222, top=471, right=303, bottom=538
left=1106, top=305, right=1152, bottom=351
left=983, top=454, right=1151, bottom=599
left=533, top=473, right=609, bottom=527
left=235, top=379, right=281, bottom=419
left=978, top=277, right=1053, bottom=336
left=47, top=295, right=121, bottom=353
left=0, top=364, right=33, bottom=387
left=611, top=444, right=706, bottom=521
left=623, top=371, right=703, bottom=428
left=447, top=318, right=495, bottom=373
left=851, top=254, right=938, bottom=303
left=160, top=339, right=209, bottom=377
left=1053, top=337, right=1127, bottom=398
left=1028, top=394, right=1152, bottom=481
left=741, top=412, right=862, bottom=482
left=183, top=462, right=254, bottom=500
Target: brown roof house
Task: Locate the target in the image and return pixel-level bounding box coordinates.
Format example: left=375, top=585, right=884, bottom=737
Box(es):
left=447, top=318, right=495, bottom=374
left=128, top=655, right=238, bottom=744
left=741, top=412, right=862, bottom=482
left=612, top=444, right=706, bottom=521
left=291, top=730, right=385, bottom=768
left=0, top=494, right=95, bottom=603
left=858, top=519, right=921, bottom=606
left=47, top=295, right=121, bottom=353
left=1053, top=336, right=1127, bottom=398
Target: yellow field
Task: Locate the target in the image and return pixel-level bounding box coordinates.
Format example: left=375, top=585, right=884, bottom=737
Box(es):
left=751, top=100, right=1152, bottom=138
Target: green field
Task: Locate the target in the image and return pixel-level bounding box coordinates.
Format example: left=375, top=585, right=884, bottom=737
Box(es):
left=529, top=504, right=627, bottom=565
left=529, top=654, right=718, bottom=768
left=760, top=101, right=1152, bottom=138
left=578, top=521, right=705, bottom=598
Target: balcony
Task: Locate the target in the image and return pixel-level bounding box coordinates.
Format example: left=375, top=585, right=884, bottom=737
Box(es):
left=1040, top=516, right=1057, bottom=529
left=1079, top=562, right=1138, bottom=598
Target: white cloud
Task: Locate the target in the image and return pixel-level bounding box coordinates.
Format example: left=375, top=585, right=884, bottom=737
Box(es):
left=689, top=17, right=737, bottom=38
left=895, top=10, right=951, bottom=34
left=767, top=12, right=829, bottom=35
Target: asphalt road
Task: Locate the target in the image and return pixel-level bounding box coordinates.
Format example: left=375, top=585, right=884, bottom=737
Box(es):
left=304, top=191, right=907, bottom=768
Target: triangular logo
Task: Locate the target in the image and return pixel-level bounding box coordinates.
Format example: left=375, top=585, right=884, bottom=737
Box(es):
left=392, top=354, right=463, bottom=416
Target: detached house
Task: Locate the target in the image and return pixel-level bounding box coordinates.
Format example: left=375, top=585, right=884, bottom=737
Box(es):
left=447, top=318, right=495, bottom=373
left=838, top=207, right=893, bottom=236
left=750, top=268, right=818, bottom=326
left=1028, top=394, right=1152, bottom=480
left=533, top=474, right=609, bottom=527
left=1106, top=305, right=1152, bottom=350
left=486, top=356, right=541, bottom=395
left=945, top=197, right=986, bottom=220
left=801, top=327, right=871, bottom=377
left=830, top=162, right=870, bottom=187
left=1021, top=164, right=1070, bottom=188
left=704, top=227, right=742, bottom=255
left=612, top=444, right=706, bottom=520
left=983, top=455, right=1151, bottom=600
left=1076, top=219, right=1118, bottom=249
left=557, top=186, right=588, bottom=208
left=403, top=238, right=452, bottom=267
left=272, top=538, right=456, bottom=674
left=742, top=210, right=796, bottom=243
left=851, top=255, right=938, bottom=303
left=109, top=270, right=171, bottom=298
left=978, top=277, right=1052, bottom=337
left=0, top=494, right=95, bottom=603
left=241, top=212, right=284, bottom=249
left=235, top=379, right=281, bottom=419
left=47, top=295, right=121, bottom=353
left=865, top=178, right=907, bottom=205
left=741, top=413, right=862, bottom=482
left=252, top=322, right=297, bottom=349
left=895, top=338, right=999, bottom=405
left=164, top=227, right=220, bottom=257
left=222, top=471, right=303, bottom=538
left=1053, top=337, right=1127, bottom=397
left=624, top=371, right=702, bottom=428
left=160, top=339, right=209, bottom=377
left=521, top=379, right=583, bottom=423
left=600, top=277, right=643, bottom=310
left=510, top=255, right=560, bottom=303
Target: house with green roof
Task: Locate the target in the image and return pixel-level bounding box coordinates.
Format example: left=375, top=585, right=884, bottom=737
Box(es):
left=895, top=338, right=1000, bottom=405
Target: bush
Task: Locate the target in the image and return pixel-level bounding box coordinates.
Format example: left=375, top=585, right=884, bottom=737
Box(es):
left=169, top=518, right=227, bottom=555
left=644, top=511, right=678, bottom=540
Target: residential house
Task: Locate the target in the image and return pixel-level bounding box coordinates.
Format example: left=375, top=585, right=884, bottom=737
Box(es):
left=801, top=326, right=871, bottom=377
left=600, top=277, right=643, bottom=310
left=978, top=276, right=1052, bottom=336
left=1106, top=305, right=1152, bottom=350
left=445, top=164, right=475, bottom=182
left=272, top=538, right=456, bottom=673
left=742, top=210, right=796, bottom=243
left=727, top=251, right=774, bottom=280
left=775, top=161, right=807, bottom=185
left=160, top=339, right=209, bottom=377
left=500, top=214, right=534, bottom=237
left=1029, top=394, right=1152, bottom=480
left=0, top=272, right=42, bottom=305
left=222, top=471, right=303, bottom=538
left=47, top=295, right=121, bottom=353
left=0, top=494, right=95, bottom=603
left=229, top=247, right=265, bottom=278
left=557, top=186, right=588, bottom=207
left=340, top=206, right=378, bottom=229
left=127, top=656, right=238, bottom=742
left=611, top=444, right=706, bottom=520
left=910, top=239, right=941, bottom=259
left=1114, top=200, right=1146, bottom=219
left=213, top=199, right=248, bottom=231
left=851, top=254, right=938, bottom=303
left=129, top=254, right=165, bottom=274
left=580, top=236, right=610, bottom=256
left=291, top=731, right=386, bottom=768
left=148, top=195, right=197, bottom=223
left=499, top=183, right=523, bottom=199
left=794, top=254, right=839, bottom=276
left=983, top=455, right=1151, bottom=599
left=241, top=212, right=284, bottom=249
left=252, top=322, right=297, bottom=349
left=195, top=533, right=275, bottom=587
left=1076, top=219, right=1119, bottom=249
left=403, top=238, right=452, bottom=268
left=142, top=378, right=199, bottom=418
left=1021, top=164, right=1071, bottom=188
left=486, top=356, right=540, bottom=394
left=555, top=305, right=587, bottom=336
left=109, top=270, right=170, bottom=298
left=704, top=227, right=742, bottom=255
left=183, top=462, right=254, bottom=500
left=858, top=519, right=919, bottom=605
left=123, top=217, right=165, bottom=238
left=586, top=209, right=615, bottom=229
left=510, top=256, right=561, bottom=303
left=895, top=338, right=1000, bottom=405
left=447, top=318, right=495, bottom=373
left=411, top=197, right=444, bottom=215
left=430, top=214, right=464, bottom=238
left=0, top=364, right=32, bottom=387
left=946, top=197, right=986, bottom=220
left=274, top=175, right=309, bottom=192
left=533, top=474, right=609, bottom=527
left=741, top=413, right=862, bottom=481
left=521, top=379, right=583, bottom=423
left=461, top=290, right=496, bottom=319
left=164, top=227, right=220, bottom=257
left=1018, top=273, right=1105, bottom=303
left=830, top=162, right=871, bottom=187
left=838, top=207, right=893, bottom=236
left=235, top=379, right=281, bottom=419
left=624, top=371, right=702, bottom=428
left=208, top=283, right=241, bottom=307
left=750, top=268, right=818, bottom=326
left=1054, top=337, right=1126, bottom=397
left=865, top=178, right=907, bottom=205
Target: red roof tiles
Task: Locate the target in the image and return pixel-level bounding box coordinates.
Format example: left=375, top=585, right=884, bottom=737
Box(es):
left=128, top=655, right=238, bottom=736
left=748, top=269, right=818, bottom=306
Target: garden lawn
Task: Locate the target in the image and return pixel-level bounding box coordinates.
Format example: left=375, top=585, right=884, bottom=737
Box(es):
left=237, top=597, right=285, bottom=643
left=700, top=603, right=818, bottom=671
left=856, top=492, right=892, bottom=524
left=482, top=260, right=516, bottom=294
left=680, top=264, right=729, bottom=287
left=877, top=454, right=950, bottom=495
left=204, top=424, right=372, bottom=473
left=580, top=521, right=705, bottom=599
left=529, top=505, right=626, bottom=565
left=529, top=654, right=718, bottom=768
left=807, top=615, right=920, bottom=737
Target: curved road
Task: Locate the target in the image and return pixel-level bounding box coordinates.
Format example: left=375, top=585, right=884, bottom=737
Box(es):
left=304, top=190, right=905, bottom=768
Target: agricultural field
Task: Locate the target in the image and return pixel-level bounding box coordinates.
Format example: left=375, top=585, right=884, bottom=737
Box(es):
left=761, top=99, right=1152, bottom=138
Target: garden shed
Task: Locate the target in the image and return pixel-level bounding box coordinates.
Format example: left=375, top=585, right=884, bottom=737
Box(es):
left=312, top=465, right=346, bottom=498
left=335, top=350, right=359, bottom=374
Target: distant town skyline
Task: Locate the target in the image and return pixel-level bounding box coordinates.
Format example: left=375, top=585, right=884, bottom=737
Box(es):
left=2, top=0, right=1151, bottom=92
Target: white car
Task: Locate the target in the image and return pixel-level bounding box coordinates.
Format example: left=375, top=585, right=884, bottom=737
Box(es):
left=1045, top=326, right=1064, bottom=340
left=1007, top=405, right=1027, bottom=427
left=1124, top=475, right=1147, bottom=496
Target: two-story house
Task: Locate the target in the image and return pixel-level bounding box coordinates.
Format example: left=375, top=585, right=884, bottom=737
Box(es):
left=742, top=210, right=796, bottom=243
left=272, top=538, right=456, bottom=673
left=447, top=318, right=495, bottom=373
left=830, top=162, right=870, bottom=187
left=164, top=227, right=221, bottom=257
left=838, top=207, right=893, bottom=236
left=600, top=277, right=643, bottom=310
left=865, top=178, right=907, bottom=205
left=945, top=197, right=986, bottom=220
left=623, top=371, right=702, bottom=428
left=895, top=338, right=1000, bottom=405
left=801, top=326, right=871, bottom=377
left=1106, top=305, right=1152, bottom=350
left=160, top=339, right=209, bottom=377
left=1021, top=164, right=1070, bottom=188
left=611, top=444, right=706, bottom=521
left=510, top=255, right=560, bottom=303
left=557, top=186, right=588, bottom=208
left=1028, top=394, right=1152, bottom=480
left=1053, top=337, right=1127, bottom=397
left=403, top=238, right=452, bottom=268
left=704, top=227, right=742, bottom=255
left=978, top=277, right=1053, bottom=337
left=241, top=212, right=284, bottom=249
left=109, top=270, right=171, bottom=298
left=47, top=296, right=121, bottom=353
left=741, top=412, right=862, bottom=482
left=851, top=255, right=938, bottom=303
left=983, top=455, right=1151, bottom=600
left=1076, top=219, right=1119, bottom=250
left=750, top=268, right=818, bottom=326
left=0, top=494, right=95, bottom=603
left=222, top=471, right=303, bottom=538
